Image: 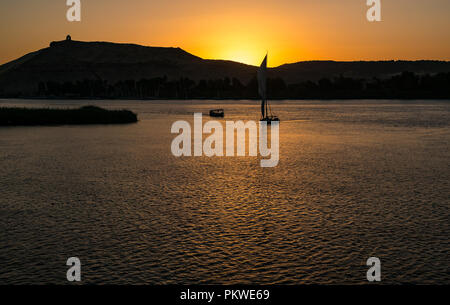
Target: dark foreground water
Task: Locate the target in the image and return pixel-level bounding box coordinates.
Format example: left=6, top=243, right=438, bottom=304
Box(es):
left=0, top=99, right=449, bottom=284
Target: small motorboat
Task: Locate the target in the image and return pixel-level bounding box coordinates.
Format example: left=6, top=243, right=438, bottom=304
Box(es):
left=209, top=109, right=225, bottom=117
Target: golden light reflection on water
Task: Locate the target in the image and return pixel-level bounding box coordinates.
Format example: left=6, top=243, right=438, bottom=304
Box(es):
left=0, top=100, right=449, bottom=284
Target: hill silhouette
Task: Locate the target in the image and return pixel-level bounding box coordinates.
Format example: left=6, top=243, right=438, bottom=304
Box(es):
left=273, top=60, right=450, bottom=83
left=0, top=38, right=449, bottom=99
left=0, top=39, right=256, bottom=96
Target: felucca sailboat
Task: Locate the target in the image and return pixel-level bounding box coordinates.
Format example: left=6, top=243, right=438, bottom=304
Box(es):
left=258, top=54, right=279, bottom=123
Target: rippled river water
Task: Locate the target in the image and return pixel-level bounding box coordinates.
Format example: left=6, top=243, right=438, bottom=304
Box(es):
left=0, top=99, right=449, bottom=284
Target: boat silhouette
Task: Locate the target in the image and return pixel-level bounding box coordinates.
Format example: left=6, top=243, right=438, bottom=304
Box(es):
left=258, top=54, right=279, bottom=124
left=209, top=109, right=225, bottom=117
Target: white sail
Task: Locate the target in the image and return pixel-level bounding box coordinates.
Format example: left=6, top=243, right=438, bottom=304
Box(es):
left=258, top=54, right=267, bottom=118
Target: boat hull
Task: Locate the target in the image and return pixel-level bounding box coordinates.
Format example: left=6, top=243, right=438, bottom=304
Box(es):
left=209, top=109, right=224, bottom=118
left=260, top=117, right=280, bottom=124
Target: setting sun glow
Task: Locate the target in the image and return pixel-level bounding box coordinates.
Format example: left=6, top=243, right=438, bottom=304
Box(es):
left=0, top=0, right=449, bottom=66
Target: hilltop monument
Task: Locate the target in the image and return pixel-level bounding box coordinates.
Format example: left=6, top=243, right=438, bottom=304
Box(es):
left=50, top=35, right=73, bottom=47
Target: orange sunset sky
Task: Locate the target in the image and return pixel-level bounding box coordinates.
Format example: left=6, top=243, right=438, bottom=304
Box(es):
left=0, top=0, right=449, bottom=67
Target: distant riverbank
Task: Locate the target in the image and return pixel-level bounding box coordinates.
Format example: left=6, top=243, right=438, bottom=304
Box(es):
left=2, top=71, right=449, bottom=100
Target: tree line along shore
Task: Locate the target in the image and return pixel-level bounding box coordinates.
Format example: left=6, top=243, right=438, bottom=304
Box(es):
left=2, top=71, right=449, bottom=100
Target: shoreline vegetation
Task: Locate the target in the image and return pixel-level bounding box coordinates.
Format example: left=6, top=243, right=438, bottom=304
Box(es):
left=0, top=106, right=138, bottom=126
left=1, top=71, right=449, bottom=100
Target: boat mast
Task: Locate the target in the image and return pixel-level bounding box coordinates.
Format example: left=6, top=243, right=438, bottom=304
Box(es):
left=261, top=98, right=266, bottom=118
left=258, top=54, right=268, bottom=119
